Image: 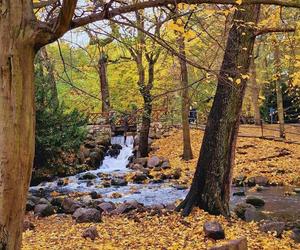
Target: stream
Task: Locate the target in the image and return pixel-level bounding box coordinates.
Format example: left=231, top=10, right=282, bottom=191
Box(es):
left=30, top=136, right=300, bottom=225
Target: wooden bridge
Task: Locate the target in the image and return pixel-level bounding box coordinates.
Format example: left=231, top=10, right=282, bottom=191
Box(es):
left=87, top=108, right=169, bottom=134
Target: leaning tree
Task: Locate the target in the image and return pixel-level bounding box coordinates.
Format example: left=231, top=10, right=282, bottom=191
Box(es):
left=0, top=1, right=299, bottom=249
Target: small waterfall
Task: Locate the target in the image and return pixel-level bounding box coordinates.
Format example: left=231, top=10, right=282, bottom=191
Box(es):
left=111, top=135, right=134, bottom=148
left=99, top=135, right=134, bottom=173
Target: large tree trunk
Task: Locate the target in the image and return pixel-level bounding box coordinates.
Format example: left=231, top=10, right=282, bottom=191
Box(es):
left=250, top=56, right=261, bottom=125
left=138, top=61, right=153, bottom=158
left=274, top=42, right=285, bottom=138
left=0, top=3, right=36, bottom=249
left=177, top=4, right=260, bottom=217
left=98, top=51, right=110, bottom=114
left=178, top=35, right=193, bottom=160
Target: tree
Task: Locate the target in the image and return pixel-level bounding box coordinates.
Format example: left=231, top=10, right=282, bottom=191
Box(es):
left=274, top=40, right=286, bottom=138
left=0, top=1, right=299, bottom=248
left=177, top=4, right=261, bottom=216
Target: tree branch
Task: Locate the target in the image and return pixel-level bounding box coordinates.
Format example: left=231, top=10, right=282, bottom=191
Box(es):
left=34, top=0, right=78, bottom=49
left=255, top=27, right=296, bottom=36
left=70, top=0, right=300, bottom=30
left=33, top=0, right=58, bottom=9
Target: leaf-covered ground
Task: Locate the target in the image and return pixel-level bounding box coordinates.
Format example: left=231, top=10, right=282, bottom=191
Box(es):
left=151, top=126, right=300, bottom=186
left=23, top=209, right=299, bottom=250
left=22, top=126, right=300, bottom=249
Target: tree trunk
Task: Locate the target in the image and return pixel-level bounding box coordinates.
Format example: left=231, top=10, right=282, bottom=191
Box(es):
left=0, top=4, right=36, bottom=249
left=98, top=51, right=110, bottom=114
left=178, top=35, right=193, bottom=160
left=138, top=61, right=153, bottom=158
left=274, top=42, right=285, bottom=138
left=250, top=56, right=261, bottom=125
left=177, top=4, right=260, bottom=217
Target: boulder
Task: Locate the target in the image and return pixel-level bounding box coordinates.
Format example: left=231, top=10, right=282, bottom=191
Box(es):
left=34, top=204, right=55, bottom=217
left=209, top=237, right=247, bottom=250
left=293, top=187, right=300, bottom=193
left=26, top=200, right=35, bottom=211
left=204, top=221, right=225, bottom=240
left=291, top=228, right=300, bottom=243
left=97, top=202, right=116, bottom=213
left=259, top=221, right=285, bottom=238
left=161, top=160, right=171, bottom=170
left=234, top=203, right=256, bottom=221
left=23, top=221, right=35, bottom=232
left=246, top=196, right=265, bottom=207
left=233, top=191, right=245, bottom=196
left=82, top=226, right=99, bottom=240
left=111, top=200, right=142, bottom=214
left=62, top=198, right=82, bottom=214
left=85, top=141, right=96, bottom=149
left=90, top=191, right=101, bottom=199
left=247, top=176, right=269, bottom=187
left=133, top=158, right=148, bottom=167
left=132, top=172, right=148, bottom=183
left=147, top=156, right=160, bottom=168
left=111, top=176, right=128, bottom=186
left=89, top=151, right=102, bottom=168
left=79, top=172, right=97, bottom=180
left=72, top=208, right=102, bottom=223
left=232, top=175, right=246, bottom=187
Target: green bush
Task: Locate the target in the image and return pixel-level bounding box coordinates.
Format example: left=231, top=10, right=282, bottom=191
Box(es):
left=34, top=58, right=87, bottom=168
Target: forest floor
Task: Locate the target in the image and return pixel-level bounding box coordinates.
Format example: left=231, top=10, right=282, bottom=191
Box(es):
left=22, top=126, right=300, bottom=250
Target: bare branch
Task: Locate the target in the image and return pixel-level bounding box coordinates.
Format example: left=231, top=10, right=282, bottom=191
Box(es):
left=255, top=27, right=296, bottom=36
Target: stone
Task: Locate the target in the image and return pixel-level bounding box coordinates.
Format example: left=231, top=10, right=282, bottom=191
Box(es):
left=85, top=141, right=96, bottom=149
left=204, top=221, right=225, bottom=240
left=111, top=200, right=142, bottom=214
left=209, top=237, right=247, bottom=250
left=161, top=160, right=171, bottom=169
left=291, top=228, right=300, bottom=243
left=246, top=196, right=265, bottom=207
left=232, top=175, right=246, bottom=187
left=27, top=195, right=40, bottom=205
left=79, top=172, right=97, bottom=180
left=90, top=191, right=101, bottom=199
left=62, top=198, right=82, bottom=214
left=34, top=204, right=55, bottom=217
left=133, top=157, right=148, bottom=167
left=172, top=184, right=188, bottom=190
left=293, top=187, right=300, bottom=193
left=51, top=197, right=64, bottom=209
left=102, top=180, right=111, bottom=187
left=247, top=176, right=269, bottom=187
left=89, top=151, right=102, bottom=168
left=111, top=176, right=128, bottom=186
left=259, top=221, right=285, bottom=238
left=26, top=200, right=35, bottom=211
left=97, top=202, right=116, bottom=213
left=147, top=156, right=161, bottom=168
left=165, top=203, right=176, bottom=211
left=38, top=198, right=50, bottom=205
left=233, top=191, right=245, bottom=196
left=82, top=226, right=99, bottom=240
left=172, top=168, right=182, bottom=180
left=234, top=203, right=256, bottom=221
left=72, top=208, right=102, bottom=223
left=23, top=221, right=35, bottom=232
left=132, top=172, right=148, bottom=183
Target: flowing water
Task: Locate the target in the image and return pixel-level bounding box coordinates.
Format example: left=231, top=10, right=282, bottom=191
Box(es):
left=30, top=136, right=300, bottom=224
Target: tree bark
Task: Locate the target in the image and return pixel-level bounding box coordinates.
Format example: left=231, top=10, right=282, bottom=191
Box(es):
left=178, top=35, right=193, bottom=160
left=98, top=51, right=110, bottom=114
left=250, top=56, right=261, bottom=125
left=137, top=59, right=152, bottom=158
left=274, top=42, right=285, bottom=138
left=177, top=4, right=260, bottom=217
left=0, top=2, right=36, bottom=249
